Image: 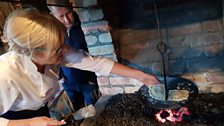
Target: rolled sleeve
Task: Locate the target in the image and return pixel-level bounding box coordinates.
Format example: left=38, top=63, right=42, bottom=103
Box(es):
left=0, top=118, right=9, bottom=126
left=63, top=49, right=115, bottom=76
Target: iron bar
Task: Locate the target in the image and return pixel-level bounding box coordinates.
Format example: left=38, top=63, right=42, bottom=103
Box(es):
left=154, top=0, right=168, bottom=100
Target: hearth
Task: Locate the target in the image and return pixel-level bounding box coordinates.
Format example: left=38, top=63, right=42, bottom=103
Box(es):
left=80, top=92, right=224, bottom=126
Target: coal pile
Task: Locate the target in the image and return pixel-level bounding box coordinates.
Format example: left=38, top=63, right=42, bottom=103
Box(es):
left=95, top=93, right=154, bottom=126
left=95, top=93, right=224, bottom=126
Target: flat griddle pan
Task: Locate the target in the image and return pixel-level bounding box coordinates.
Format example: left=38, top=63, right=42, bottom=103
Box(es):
left=137, top=76, right=198, bottom=109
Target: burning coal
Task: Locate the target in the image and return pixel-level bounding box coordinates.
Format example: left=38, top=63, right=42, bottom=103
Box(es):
left=155, top=107, right=190, bottom=123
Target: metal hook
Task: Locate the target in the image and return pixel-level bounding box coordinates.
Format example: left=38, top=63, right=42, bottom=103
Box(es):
left=157, top=42, right=167, bottom=55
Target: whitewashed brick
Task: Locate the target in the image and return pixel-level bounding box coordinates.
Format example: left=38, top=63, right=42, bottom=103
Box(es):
left=85, top=35, right=98, bottom=46
left=89, top=9, right=104, bottom=21
left=99, top=33, right=112, bottom=43
left=81, top=21, right=109, bottom=34
left=99, top=87, right=123, bottom=95
left=88, top=45, right=114, bottom=56
left=78, top=9, right=104, bottom=22
left=182, top=72, right=224, bottom=93
left=109, top=77, right=143, bottom=86
left=124, top=86, right=142, bottom=93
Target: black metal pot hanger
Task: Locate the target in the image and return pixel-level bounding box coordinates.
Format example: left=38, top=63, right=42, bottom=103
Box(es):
left=153, top=0, right=169, bottom=100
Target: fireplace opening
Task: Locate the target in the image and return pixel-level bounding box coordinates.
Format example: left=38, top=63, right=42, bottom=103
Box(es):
left=75, top=0, right=224, bottom=125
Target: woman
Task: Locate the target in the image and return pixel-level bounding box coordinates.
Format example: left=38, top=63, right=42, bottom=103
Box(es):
left=0, top=9, right=159, bottom=126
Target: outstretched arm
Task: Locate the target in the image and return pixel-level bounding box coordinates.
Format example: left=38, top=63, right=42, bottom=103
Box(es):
left=111, top=62, right=159, bottom=85
left=63, top=47, right=159, bottom=85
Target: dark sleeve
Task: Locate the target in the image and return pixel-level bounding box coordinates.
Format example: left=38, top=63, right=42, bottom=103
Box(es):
left=73, top=11, right=81, bottom=26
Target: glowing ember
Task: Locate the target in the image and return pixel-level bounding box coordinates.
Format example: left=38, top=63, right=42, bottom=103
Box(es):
left=155, top=107, right=190, bottom=123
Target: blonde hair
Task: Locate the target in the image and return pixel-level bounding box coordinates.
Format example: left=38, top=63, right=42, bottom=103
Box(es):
left=3, top=8, right=66, bottom=57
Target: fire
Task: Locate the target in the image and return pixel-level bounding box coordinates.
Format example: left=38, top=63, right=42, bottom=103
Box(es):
left=155, top=107, right=190, bottom=123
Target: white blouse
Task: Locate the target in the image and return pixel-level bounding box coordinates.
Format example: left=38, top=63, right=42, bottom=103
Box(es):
left=0, top=50, right=114, bottom=126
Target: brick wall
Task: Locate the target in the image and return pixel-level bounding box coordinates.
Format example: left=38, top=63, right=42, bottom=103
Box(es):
left=74, top=0, right=224, bottom=94
left=108, top=0, right=224, bottom=75
left=73, top=0, right=142, bottom=95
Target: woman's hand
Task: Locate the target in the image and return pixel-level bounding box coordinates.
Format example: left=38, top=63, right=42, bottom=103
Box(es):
left=137, top=71, right=160, bottom=86
left=27, top=117, right=66, bottom=126
left=8, top=116, right=66, bottom=126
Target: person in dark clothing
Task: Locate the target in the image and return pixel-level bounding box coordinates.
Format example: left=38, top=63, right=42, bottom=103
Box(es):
left=47, top=0, right=100, bottom=110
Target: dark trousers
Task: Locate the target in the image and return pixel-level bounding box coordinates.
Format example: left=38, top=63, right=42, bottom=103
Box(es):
left=65, top=83, right=100, bottom=111
left=1, top=104, right=50, bottom=119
